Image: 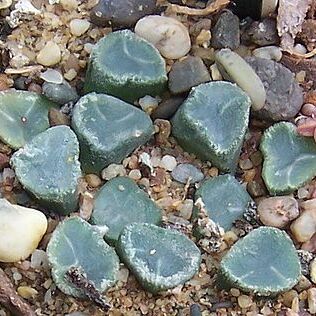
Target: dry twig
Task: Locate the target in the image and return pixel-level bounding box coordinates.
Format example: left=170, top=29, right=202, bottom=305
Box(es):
left=167, top=0, right=230, bottom=16
left=0, top=268, right=35, bottom=316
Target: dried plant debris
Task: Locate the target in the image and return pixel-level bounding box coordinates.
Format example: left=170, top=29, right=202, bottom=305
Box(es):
left=277, top=0, right=312, bottom=52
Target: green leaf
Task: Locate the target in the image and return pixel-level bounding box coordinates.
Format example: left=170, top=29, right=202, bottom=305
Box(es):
left=0, top=90, right=57, bottom=149
left=261, top=122, right=316, bottom=194
left=90, top=176, right=162, bottom=245
left=11, top=126, right=81, bottom=215
left=193, top=174, right=252, bottom=231
left=84, top=30, right=167, bottom=102
left=117, top=223, right=201, bottom=293
left=171, top=81, right=251, bottom=172
left=219, top=227, right=301, bottom=296
left=47, top=217, right=120, bottom=297
left=72, top=93, right=154, bottom=173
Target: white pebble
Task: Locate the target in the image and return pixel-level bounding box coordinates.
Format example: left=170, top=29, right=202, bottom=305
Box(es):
left=291, top=208, right=316, bottom=242
left=30, top=249, right=49, bottom=270
left=37, top=41, right=61, bottom=66
left=293, top=43, right=307, bottom=55
left=252, top=46, right=282, bottom=61
left=128, top=169, right=142, bottom=180
left=210, top=63, right=222, bottom=81
left=135, top=15, right=191, bottom=59
left=0, top=0, right=12, bottom=9
left=159, top=155, right=177, bottom=171
left=40, top=69, right=63, bottom=84
left=139, top=95, right=158, bottom=114
left=0, top=199, right=47, bottom=263
left=70, top=19, right=90, bottom=37
left=101, top=164, right=126, bottom=180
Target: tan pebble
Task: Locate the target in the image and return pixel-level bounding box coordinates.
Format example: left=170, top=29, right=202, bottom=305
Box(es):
left=230, top=288, right=240, bottom=297
left=85, top=174, right=102, bottom=188
left=60, top=0, right=78, bottom=10
left=64, top=69, right=77, bottom=81
left=294, top=275, right=312, bottom=292
left=310, top=258, right=316, bottom=284
left=0, top=0, right=11, bottom=9
left=290, top=208, right=316, bottom=242
left=43, top=278, right=52, bottom=289
left=69, top=19, right=90, bottom=37
left=301, top=103, right=316, bottom=117
left=101, top=164, right=126, bottom=180
left=37, top=42, right=61, bottom=67
left=301, top=199, right=316, bottom=212
left=208, top=167, right=218, bottom=177
left=128, top=169, right=142, bottom=181
left=239, top=158, right=253, bottom=170
left=243, top=169, right=256, bottom=182
left=291, top=296, right=299, bottom=313
left=258, top=196, right=299, bottom=228
left=282, top=290, right=298, bottom=308
left=299, top=290, right=308, bottom=301
left=178, top=199, right=193, bottom=220
left=210, top=63, right=222, bottom=81
left=223, top=231, right=238, bottom=246
left=308, top=288, right=316, bottom=314
left=238, top=295, right=252, bottom=309
left=17, top=286, right=38, bottom=299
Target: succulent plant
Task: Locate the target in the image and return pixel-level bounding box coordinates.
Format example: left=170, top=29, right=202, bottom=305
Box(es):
left=72, top=93, right=154, bottom=173
left=172, top=81, right=251, bottom=172
left=90, top=176, right=162, bottom=245
left=193, top=174, right=252, bottom=231
left=261, top=122, right=316, bottom=194
left=84, top=30, right=167, bottom=102
left=47, top=217, right=120, bottom=297
left=0, top=90, right=57, bottom=149
left=117, top=223, right=201, bottom=293
left=11, top=126, right=81, bottom=215
left=218, top=227, right=301, bottom=296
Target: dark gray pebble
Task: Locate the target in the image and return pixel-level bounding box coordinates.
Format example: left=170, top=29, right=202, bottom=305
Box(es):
left=151, top=95, right=186, bottom=120
left=42, top=82, right=79, bottom=105
left=246, top=56, right=303, bottom=122
left=90, top=0, right=157, bottom=28
left=242, top=18, right=279, bottom=46
left=171, top=164, right=204, bottom=184
left=168, top=56, right=210, bottom=95
left=212, top=10, right=240, bottom=50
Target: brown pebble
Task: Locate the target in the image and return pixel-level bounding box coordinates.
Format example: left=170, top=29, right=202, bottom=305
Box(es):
left=0, top=152, right=9, bottom=170
left=48, top=108, right=70, bottom=127
left=27, top=83, right=42, bottom=94
left=237, top=295, right=252, bottom=309
left=302, top=103, right=316, bottom=116
left=85, top=174, right=102, bottom=188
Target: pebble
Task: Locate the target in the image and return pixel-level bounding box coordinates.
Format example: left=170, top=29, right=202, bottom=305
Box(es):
left=48, top=108, right=70, bottom=126
left=40, top=69, right=63, bottom=84
left=178, top=199, right=193, bottom=220
left=17, top=286, right=38, bottom=299
left=310, top=259, right=316, bottom=284
left=290, top=208, right=316, bottom=243
left=0, top=0, right=11, bottom=9
left=168, top=56, right=211, bottom=94
left=211, top=10, right=240, bottom=50
left=301, top=103, right=316, bottom=117
left=215, top=49, right=266, bottom=111
left=242, top=18, right=279, bottom=46
left=239, top=158, right=253, bottom=170
left=308, top=288, right=316, bottom=314
left=282, top=290, right=298, bottom=307
left=210, top=63, right=222, bottom=81
left=85, top=174, right=102, bottom=188
left=246, top=57, right=303, bottom=121
left=151, top=95, right=185, bottom=120
left=238, top=295, right=252, bottom=309
left=0, top=199, right=47, bottom=263
left=128, top=169, right=142, bottom=181
left=135, top=15, right=191, bottom=59
left=252, top=46, right=282, bottom=61
left=258, top=196, right=299, bottom=228
left=139, top=95, right=158, bottom=114
left=171, top=163, right=204, bottom=184
left=30, top=249, right=49, bottom=269
left=69, top=19, right=90, bottom=37
left=91, top=0, right=156, bottom=27
left=293, top=43, right=307, bottom=55
left=247, top=181, right=266, bottom=198
left=60, top=0, right=78, bottom=11
left=36, top=41, right=61, bottom=67
left=101, top=163, right=126, bottom=180
left=159, top=155, right=177, bottom=171
left=42, top=81, right=79, bottom=105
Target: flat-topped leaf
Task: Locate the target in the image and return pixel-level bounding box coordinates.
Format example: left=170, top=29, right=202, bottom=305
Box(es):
left=72, top=93, right=154, bottom=173
left=0, top=90, right=57, bottom=149
left=11, top=126, right=81, bottom=215
left=172, top=82, right=251, bottom=172
left=193, top=174, right=252, bottom=231
left=84, top=30, right=167, bottom=102
left=90, top=177, right=162, bottom=245
left=117, top=223, right=201, bottom=293
left=47, top=217, right=120, bottom=297
left=261, top=122, right=316, bottom=194
left=218, top=227, right=301, bottom=296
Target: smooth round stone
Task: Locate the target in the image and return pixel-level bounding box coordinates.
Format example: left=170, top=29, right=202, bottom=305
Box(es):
left=90, top=0, right=157, bottom=28
left=252, top=46, right=282, bottom=61
left=0, top=199, right=47, bottom=263
left=135, top=15, right=191, bottom=59
left=168, top=56, right=211, bottom=94
left=171, top=163, right=204, bottom=184
left=151, top=95, right=186, bottom=120
left=84, top=30, right=167, bottom=103
left=246, top=57, right=303, bottom=121
left=215, top=49, right=266, bottom=111
left=37, top=41, right=61, bottom=67
left=69, top=19, right=90, bottom=37
left=211, top=10, right=240, bottom=50
left=40, top=69, right=63, bottom=84
left=258, top=196, right=299, bottom=228
left=42, top=81, right=79, bottom=105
